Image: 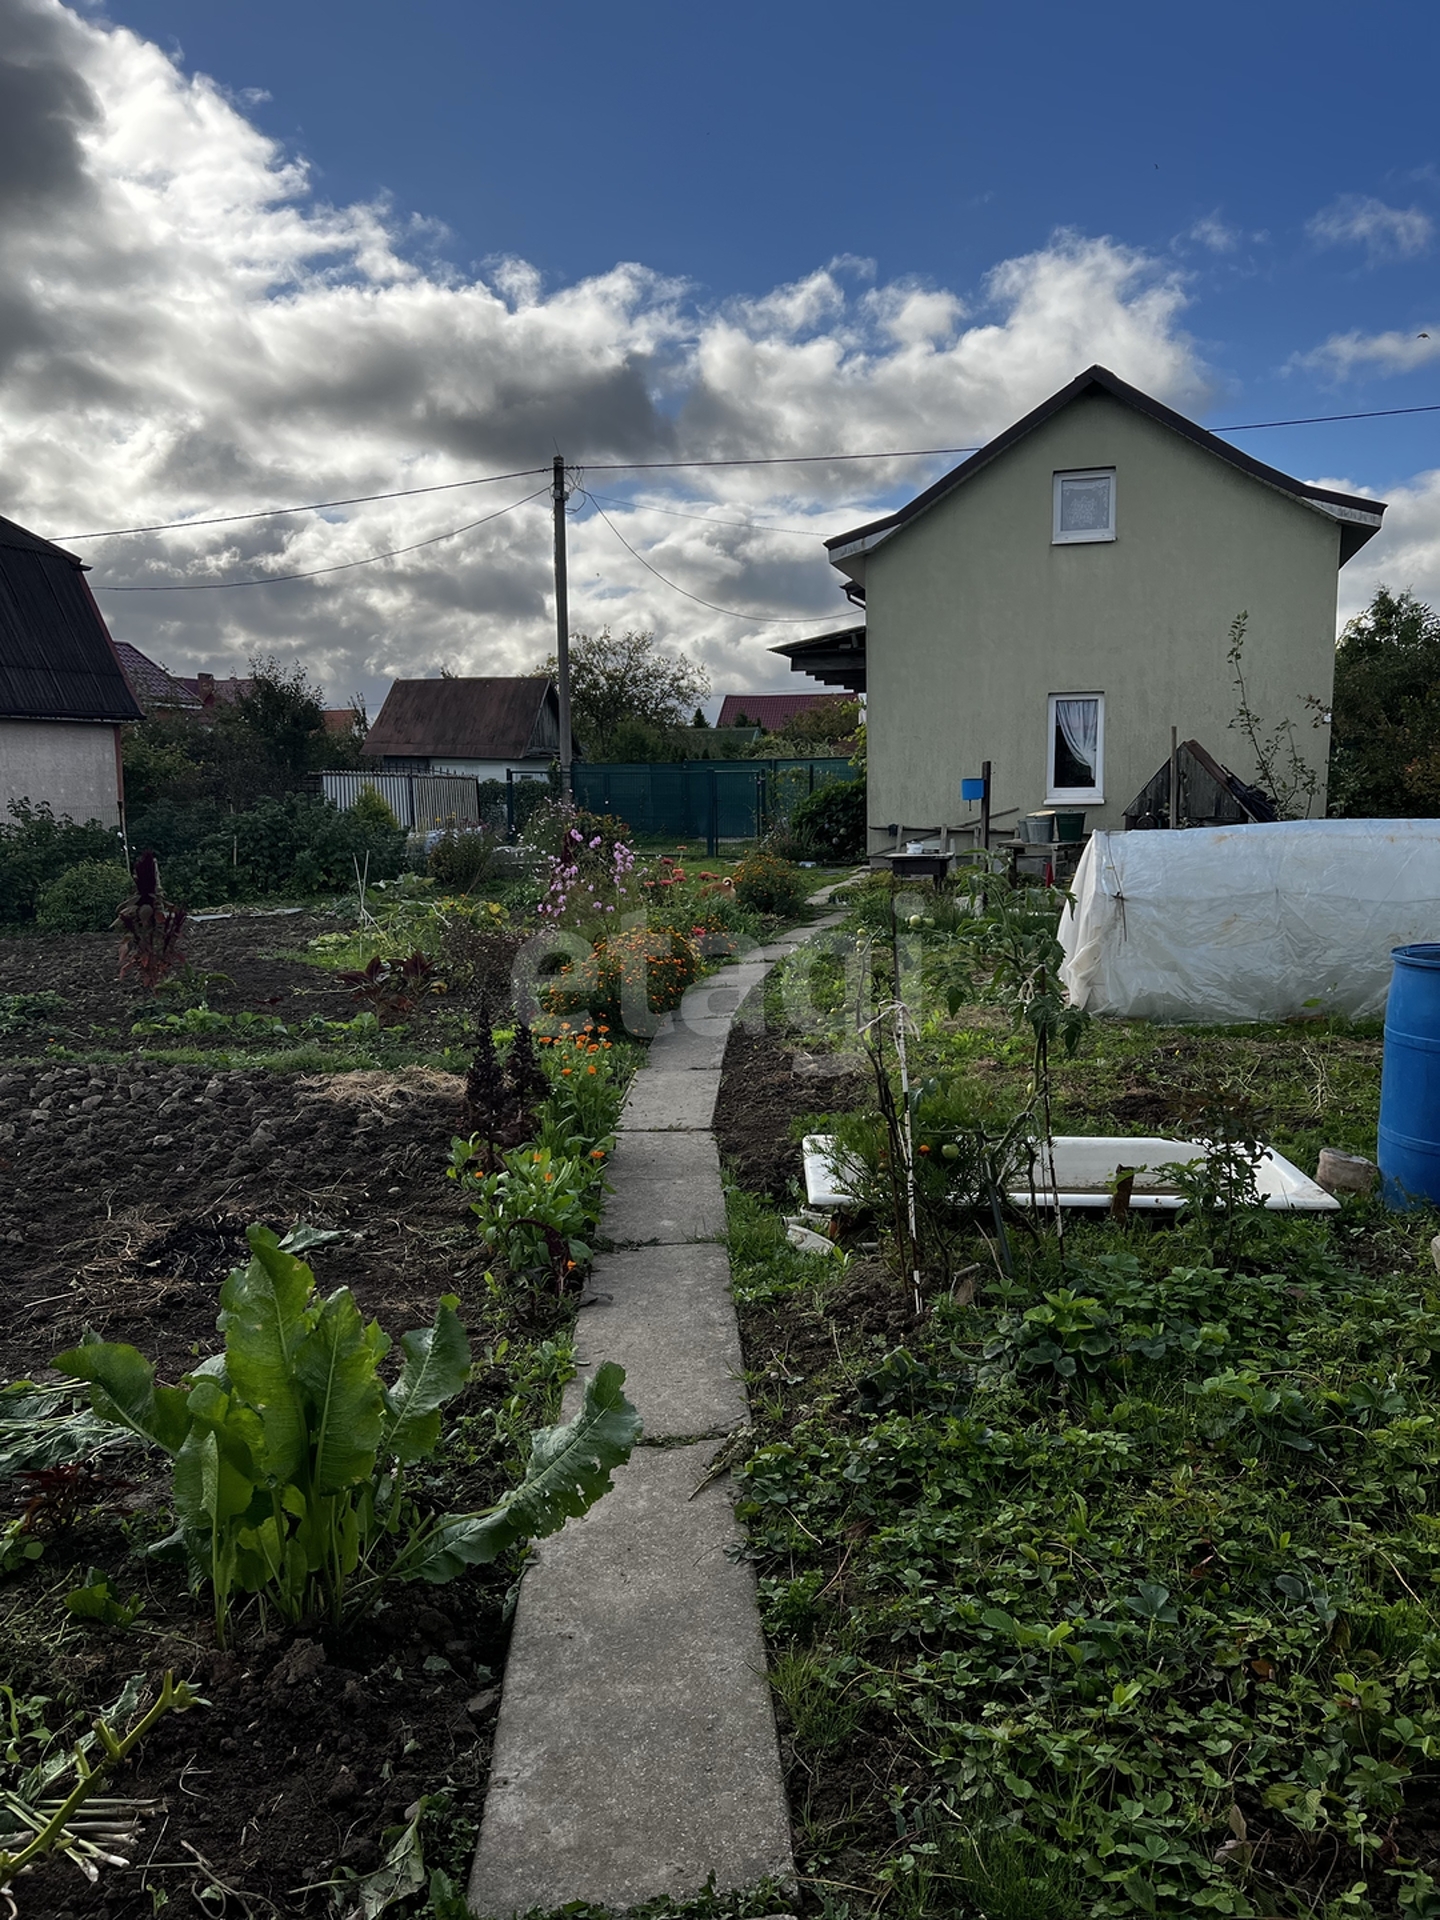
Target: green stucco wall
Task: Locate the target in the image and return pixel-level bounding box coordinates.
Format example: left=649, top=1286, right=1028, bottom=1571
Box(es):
left=863, top=390, right=1343, bottom=843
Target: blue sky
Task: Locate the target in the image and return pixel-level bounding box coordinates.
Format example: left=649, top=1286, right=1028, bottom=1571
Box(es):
left=3, top=0, right=1438, bottom=706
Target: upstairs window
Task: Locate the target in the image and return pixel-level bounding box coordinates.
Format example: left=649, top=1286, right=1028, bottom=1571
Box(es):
left=1053, top=468, right=1116, bottom=544
left=1048, top=693, right=1104, bottom=801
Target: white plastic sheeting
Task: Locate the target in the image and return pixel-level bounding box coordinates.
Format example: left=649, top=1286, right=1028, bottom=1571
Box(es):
left=1058, top=820, right=1440, bottom=1023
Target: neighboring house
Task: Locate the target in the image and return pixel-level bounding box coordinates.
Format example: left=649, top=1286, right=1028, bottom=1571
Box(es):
left=119, top=643, right=356, bottom=735
left=0, top=514, right=143, bottom=828
left=182, top=669, right=252, bottom=712
left=361, top=676, right=576, bottom=782
left=115, top=640, right=202, bottom=714
left=716, top=691, right=854, bottom=732
left=777, top=365, right=1385, bottom=848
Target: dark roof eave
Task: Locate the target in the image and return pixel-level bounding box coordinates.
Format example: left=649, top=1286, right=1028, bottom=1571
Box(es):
left=824, top=365, right=1387, bottom=563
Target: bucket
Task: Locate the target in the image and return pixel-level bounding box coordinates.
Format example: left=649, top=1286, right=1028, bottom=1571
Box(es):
left=1020, top=812, right=1055, bottom=844
left=1053, top=809, right=1087, bottom=843
left=1378, top=942, right=1440, bottom=1209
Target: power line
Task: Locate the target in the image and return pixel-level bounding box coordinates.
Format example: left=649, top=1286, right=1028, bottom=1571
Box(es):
left=57, top=465, right=551, bottom=541
left=50, top=398, right=1438, bottom=543
left=582, top=492, right=832, bottom=624
left=96, top=487, right=548, bottom=591
left=585, top=491, right=820, bottom=538
left=586, top=399, right=1440, bottom=472
left=1217, top=400, right=1440, bottom=432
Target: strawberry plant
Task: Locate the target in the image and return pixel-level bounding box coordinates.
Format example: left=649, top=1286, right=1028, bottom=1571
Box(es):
left=54, top=1227, right=639, bottom=1644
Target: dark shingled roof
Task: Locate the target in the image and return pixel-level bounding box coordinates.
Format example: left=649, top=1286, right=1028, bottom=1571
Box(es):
left=827, top=365, right=1388, bottom=569
left=115, top=641, right=201, bottom=710
left=716, top=691, right=855, bottom=730
left=362, top=676, right=569, bottom=761
left=0, top=515, right=143, bottom=723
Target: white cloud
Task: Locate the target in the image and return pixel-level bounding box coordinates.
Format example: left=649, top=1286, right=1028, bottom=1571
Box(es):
left=0, top=0, right=1216, bottom=706
left=1187, top=213, right=1240, bottom=253
left=1336, top=469, right=1440, bottom=629
left=1296, top=325, right=1440, bottom=380
left=1306, top=193, right=1434, bottom=262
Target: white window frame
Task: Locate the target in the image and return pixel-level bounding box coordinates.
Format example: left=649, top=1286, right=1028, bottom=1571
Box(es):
left=1052, top=468, right=1116, bottom=544
left=1046, top=692, right=1105, bottom=803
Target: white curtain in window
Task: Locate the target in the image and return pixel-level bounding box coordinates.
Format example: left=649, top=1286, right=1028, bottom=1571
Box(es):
left=1055, top=697, right=1098, bottom=784
left=1059, top=476, right=1111, bottom=534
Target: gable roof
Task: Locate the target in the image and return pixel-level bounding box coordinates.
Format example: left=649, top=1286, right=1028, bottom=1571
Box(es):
left=361, top=676, right=570, bottom=761
left=0, top=514, right=144, bottom=724
left=115, top=640, right=202, bottom=710
left=826, top=365, right=1387, bottom=571
left=716, top=691, right=854, bottom=731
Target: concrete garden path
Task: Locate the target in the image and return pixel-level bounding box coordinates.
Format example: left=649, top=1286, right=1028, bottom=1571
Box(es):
left=469, top=900, right=848, bottom=1917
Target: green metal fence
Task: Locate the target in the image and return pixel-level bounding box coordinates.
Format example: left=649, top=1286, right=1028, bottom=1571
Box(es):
left=572, top=758, right=857, bottom=845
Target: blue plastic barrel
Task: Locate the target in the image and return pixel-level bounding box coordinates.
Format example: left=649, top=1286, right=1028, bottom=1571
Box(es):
left=1378, top=942, right=1440, bottom=1210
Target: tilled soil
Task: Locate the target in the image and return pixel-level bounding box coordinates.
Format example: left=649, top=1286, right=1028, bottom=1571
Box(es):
left=0, top=912, right=347, bottom=1058
left=713, top=1024, right=867, bottom=1201
left=0, top=1057, right=475, bottom=1382
left=0, top=924, right=572, bottom=1918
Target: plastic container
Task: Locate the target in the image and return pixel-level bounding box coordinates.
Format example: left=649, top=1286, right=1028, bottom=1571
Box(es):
left=1053, top=809, right=1087, bottom=843
left=1379, top=942, right=1440, bottom=1210
left=1020, top=811, right=1055, bottom=844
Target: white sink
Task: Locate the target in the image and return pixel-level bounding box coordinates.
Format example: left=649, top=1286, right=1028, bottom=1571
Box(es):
left=801, top=1133, right=1339, bottom=1214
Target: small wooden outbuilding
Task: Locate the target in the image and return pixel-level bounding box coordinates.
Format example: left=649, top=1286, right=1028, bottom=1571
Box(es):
left=1121, top=737, right=1277, bottom=830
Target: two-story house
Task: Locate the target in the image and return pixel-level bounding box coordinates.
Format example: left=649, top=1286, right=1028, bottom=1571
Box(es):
left=776, top=365, right=1386, bottom=851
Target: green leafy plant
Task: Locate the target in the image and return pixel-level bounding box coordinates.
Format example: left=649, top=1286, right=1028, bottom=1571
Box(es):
left=34, top=861, right=134, bottom=934
left=0, top=990, right=67, bottom=1034
left=54, top=1227, right=640, bottom=1643
left=428, top=823, right=500, bottom=892
left=64, top=1570, right=144, bottom=1629
left=455, top=1142, right=600, bottom=1285
left=790, top=778, right=866, bottom=862
left=0, top=1518, right=44, bottom=1577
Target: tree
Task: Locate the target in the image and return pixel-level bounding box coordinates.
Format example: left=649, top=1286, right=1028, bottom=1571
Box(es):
left=1329, top=587, right=1440, bottom=817
left=744, top=699, right=863, bottom=759
left=537, top=628, right=709, bottom=758
left=691, top=707, right=710, bottom=729
left=234, top=655, right=327, bottom=778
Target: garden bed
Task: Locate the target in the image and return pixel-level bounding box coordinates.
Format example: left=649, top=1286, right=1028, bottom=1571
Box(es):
left=0, top=914, right=615, bottom=1919
left=718, top=885, right=1440, bottom=1920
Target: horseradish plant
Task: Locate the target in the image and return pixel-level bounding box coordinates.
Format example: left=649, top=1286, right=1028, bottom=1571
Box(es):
left=56, top=1226, right=639, bottom=1645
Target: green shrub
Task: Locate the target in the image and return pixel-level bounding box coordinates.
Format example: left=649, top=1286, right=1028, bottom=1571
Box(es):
left=733, top=851, right=807, bottom=917
left=791, top=778, right=866, bottom=862
left=0, top=803, right=122, bottom=922
left=350, top=785, right=402, bottom=833
left=428, top=824, right=500, bottom=892
left=34, top=861, right=134, bottom=932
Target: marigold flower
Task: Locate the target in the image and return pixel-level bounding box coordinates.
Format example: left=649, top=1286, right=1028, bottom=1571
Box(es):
left=561, top=1067, right=572, bottom=1075
left=587, top=1065, right=597, bottom=1074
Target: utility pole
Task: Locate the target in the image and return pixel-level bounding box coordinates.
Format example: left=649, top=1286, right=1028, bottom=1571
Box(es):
left=552, top=454, right=572, bottom=798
